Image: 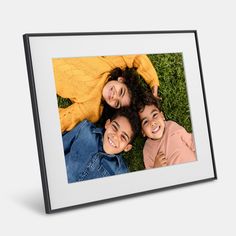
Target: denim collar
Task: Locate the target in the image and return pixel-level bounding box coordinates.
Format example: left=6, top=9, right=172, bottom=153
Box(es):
left=92, top=126, right=105, bottom=135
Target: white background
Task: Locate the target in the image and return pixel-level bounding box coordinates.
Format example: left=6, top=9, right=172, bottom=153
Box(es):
left=0, top=0, right=235, bottom=235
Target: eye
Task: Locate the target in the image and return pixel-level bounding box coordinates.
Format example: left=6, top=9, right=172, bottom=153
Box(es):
left=112, top=124, right=118, bottom=131
left=121, top=135, right=128, bottom=142
left=142, top=120, right=148, bottom=127
left=153, top=112, right=158, bottom=118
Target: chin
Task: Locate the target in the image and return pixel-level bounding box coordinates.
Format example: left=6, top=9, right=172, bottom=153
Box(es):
left=103, top=145, right=114, bottom=155
left=107, top=150, right=117, bottom=155
left=151, top=133, right=163, bottom=140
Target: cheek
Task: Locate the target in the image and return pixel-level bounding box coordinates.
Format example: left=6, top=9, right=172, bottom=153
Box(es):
left=142, top=126, right=149, bottom=135
left=123, top=95, right=131, bottom=107
left=102, top=86, right=108, bottom=100
left=109, top=101, right=116, bottom=108
left=158, top=118, right=165, bottom=126
left=119, top=141, right=127, bottom=150
left=144, top=124, right=150, bottom=132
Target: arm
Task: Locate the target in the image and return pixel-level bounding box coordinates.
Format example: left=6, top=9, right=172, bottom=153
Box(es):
left=167, top=129, right=197, bottom=165
left=180, top=130, right=196, bottom=152
left=143, top=141, right=159, bottom=169
left=59, top=102, right=100, bottom=133
left=62, top=120, right=87, bottom=155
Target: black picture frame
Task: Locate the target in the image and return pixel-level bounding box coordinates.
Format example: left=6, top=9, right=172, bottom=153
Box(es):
left=23, top=30, right=217, bottom=213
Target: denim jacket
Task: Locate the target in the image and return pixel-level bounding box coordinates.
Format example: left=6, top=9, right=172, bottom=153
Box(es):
left=63, top=120, right=129, bottom=183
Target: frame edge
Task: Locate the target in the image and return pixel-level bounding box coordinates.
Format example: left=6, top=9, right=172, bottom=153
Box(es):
left=194, top=31, right=217, bottom=179
left=23, top=34, right=52, bottom=213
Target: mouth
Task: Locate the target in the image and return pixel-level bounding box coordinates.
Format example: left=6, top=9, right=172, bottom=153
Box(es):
left=108, top=137, right=117, bottom=148
left=152, top=125, right=160, bottom=134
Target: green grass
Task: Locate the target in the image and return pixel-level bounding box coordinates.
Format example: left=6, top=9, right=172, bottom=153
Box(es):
left=57, top=95, right=72, bottom=108
left=57, top=53, right=192, bottom=172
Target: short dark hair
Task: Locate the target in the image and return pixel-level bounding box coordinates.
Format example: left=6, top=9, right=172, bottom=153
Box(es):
left=137, top=91, right=161, bottom=113
left=110, top=107, right=140, bottom=144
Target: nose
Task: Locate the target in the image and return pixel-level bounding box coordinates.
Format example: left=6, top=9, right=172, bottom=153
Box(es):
left=151, top=120, right=157, bottom=127
left=111, top=133, right=118, bottom=143
left=112, top=88, right=117, bottom=100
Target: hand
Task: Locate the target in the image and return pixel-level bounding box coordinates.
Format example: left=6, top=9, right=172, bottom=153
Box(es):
left=154, top=152, right=167, bottom=168
left=152, top=85, right=161, bottom=99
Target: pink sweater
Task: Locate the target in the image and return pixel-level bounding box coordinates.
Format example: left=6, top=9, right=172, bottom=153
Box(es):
left=143, top=121, right=196, bottom=169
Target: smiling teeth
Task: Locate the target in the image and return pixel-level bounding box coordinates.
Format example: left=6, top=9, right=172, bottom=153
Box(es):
left=152, top=126, right=159, bottom=133
left=108, top=137, right=116, bottom=148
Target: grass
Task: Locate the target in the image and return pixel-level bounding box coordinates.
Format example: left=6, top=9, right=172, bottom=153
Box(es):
left=57, top=53, right=192, bottom=172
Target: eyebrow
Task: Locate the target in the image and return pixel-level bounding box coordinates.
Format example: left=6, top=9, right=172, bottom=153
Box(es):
left=140, top=117, right=147, bottom=123
left=140, top=108, right=159, bottom=123
left=151, top=109, right=159, bottom=114
left=113, top=120, right=130, bottom=140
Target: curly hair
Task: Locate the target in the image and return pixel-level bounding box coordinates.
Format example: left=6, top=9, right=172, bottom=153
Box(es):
left=110, top=107, right=140, bottom=144
left=99, top=67, right=146, bottom=126
left=107, top=67, right=148, bottom=107
left=136, top=90, right=162, bottom=113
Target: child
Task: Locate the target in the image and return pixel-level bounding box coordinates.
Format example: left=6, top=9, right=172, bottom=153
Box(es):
left=62, top=108, right=140, bottom=183
left=52, top=55, right=159, bottom=132
left=138, top=93, right=196, bottom=169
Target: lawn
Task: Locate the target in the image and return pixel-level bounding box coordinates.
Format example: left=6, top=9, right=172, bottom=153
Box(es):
left=57, top=53, right=192, bottom=172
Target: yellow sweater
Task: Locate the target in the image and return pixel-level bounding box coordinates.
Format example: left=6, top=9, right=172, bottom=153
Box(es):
left=52, top=55, right=159, bottom=132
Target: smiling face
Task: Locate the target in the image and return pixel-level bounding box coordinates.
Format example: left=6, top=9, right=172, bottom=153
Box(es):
left=103, top=116, right=133, bottom=155
left=102, top=77, right=131, bottom=109
left=139, top=104, right=165, bottom=140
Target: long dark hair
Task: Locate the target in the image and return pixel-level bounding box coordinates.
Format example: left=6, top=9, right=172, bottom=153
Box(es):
left=98, top=67, right=146, bottom=127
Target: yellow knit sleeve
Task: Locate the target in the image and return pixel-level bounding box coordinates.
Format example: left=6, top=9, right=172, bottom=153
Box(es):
left=59, top=103, right=101, bottom=132
left=122, top=55, right=159, bottom=88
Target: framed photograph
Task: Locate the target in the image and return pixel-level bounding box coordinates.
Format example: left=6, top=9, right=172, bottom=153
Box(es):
left=23, top=30, right=217, bottom=213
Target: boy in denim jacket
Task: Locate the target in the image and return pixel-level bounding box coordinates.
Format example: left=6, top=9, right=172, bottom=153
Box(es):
left=63, top=108, right=140, bottom=183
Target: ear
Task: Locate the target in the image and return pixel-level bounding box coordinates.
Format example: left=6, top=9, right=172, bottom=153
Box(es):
left=124, top=144, right=132, bottom=152
left=117, top=76, right=125, bottom=83
left=141, top=129, right=146, bottom=137
left=105, top=119, right=111, bottom=129
left=160, top=112, right=165, bottom=121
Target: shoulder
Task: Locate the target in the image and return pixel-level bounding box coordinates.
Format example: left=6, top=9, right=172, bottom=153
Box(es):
left=82, top=119, right=92, bottom=125
left=166, top=120, right=183, bottom=130
left=144, top=138, right=158, bottom=152
left=80, top=119, right=96, bottom=129
left=117, top=155, right=129, bottom=173
left=101, top=154, right=128, bottom=174
left=75, top=119, right=92, bottom=131
left=143, top=138, right=159, bottom=168
left=113, top=154, right=129, bottom=173
left=165, top=121, right=187, bottom=136
left=70, top=119, right=98, bottom=137
left=161, top=121, right=185, bottom=150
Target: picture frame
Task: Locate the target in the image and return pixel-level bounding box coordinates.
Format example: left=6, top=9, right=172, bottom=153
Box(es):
left=23, top=30, right=217, bottom=213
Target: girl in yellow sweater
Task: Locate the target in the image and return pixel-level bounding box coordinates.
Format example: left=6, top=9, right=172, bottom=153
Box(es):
left=52, top=55, right=159, bottom=133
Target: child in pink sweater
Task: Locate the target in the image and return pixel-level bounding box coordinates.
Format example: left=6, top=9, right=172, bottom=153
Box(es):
left=138, top=94, right=196, bottom=169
